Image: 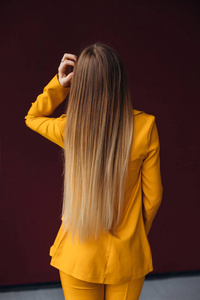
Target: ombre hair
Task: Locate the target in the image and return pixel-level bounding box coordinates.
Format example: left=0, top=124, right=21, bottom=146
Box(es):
left=62, top=43, right=134, bottom=244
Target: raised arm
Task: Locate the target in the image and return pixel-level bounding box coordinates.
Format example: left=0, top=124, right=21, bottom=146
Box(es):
left=141, top=115, right=163, bottom=236
left=25, top=53, right=77, bottom=148
left=24, top=74, right=70, bottom=148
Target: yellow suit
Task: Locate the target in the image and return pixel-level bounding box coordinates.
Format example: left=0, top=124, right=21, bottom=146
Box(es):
left=25, top=74, right=163, bottom=284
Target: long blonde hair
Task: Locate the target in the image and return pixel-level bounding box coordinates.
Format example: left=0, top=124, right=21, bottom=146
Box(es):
left=62, top=43, right=134, bottom=244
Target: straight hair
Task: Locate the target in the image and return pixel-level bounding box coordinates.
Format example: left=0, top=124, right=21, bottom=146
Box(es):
left=62, top=43, right=134, bottom=244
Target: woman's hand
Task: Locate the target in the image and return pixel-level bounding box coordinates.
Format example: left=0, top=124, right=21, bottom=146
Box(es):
left=58, top=53, right=77, bottom=87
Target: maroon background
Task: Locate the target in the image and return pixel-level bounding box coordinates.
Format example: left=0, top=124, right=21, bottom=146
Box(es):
left=0, top=0, right=199, bottom=286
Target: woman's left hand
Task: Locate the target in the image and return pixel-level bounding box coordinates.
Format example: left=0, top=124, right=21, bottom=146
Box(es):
left=58, top=53, right=77, bottom=87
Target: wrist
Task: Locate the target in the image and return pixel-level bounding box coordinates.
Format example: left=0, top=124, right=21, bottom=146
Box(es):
left=63, top=82, right=71, bottom=88
left=57, top=74, right=70, bottom=88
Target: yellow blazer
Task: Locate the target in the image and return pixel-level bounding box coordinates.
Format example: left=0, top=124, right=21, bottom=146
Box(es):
left=25, top=74, right=163, bottom=284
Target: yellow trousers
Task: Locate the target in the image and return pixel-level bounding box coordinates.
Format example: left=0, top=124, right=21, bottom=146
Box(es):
left=59, top=270, right=145, bottom=300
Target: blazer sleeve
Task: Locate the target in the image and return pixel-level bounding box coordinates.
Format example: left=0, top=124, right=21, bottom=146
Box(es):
left=141, top=115, right=163, bottom=236
left=24, top=74, right=70, bottom=148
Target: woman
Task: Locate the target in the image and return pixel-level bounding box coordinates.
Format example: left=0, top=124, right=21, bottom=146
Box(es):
left=25, top=43, right=163, bottom=300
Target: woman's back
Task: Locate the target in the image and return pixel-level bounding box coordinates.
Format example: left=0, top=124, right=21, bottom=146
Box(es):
left=25, top=74, right=163, bottom=283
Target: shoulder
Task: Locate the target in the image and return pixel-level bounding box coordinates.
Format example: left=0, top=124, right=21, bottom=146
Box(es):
left=133, top=109, right=155, bottom=121
left=132, top=109, right=156, bottom=134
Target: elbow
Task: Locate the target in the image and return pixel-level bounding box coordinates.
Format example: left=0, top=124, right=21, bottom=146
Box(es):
left=156, top=183, right=163, bottom=208
left=24, top=115, right=29, bottom=127
left=24, top=115, right=32, bottom=129
left=152, top=183, right=163, bottom=210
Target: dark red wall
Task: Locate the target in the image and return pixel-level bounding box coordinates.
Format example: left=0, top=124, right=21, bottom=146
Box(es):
left=1, top=0, right=200, bottom=286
